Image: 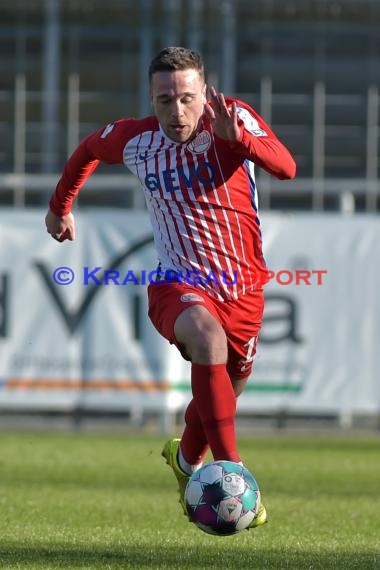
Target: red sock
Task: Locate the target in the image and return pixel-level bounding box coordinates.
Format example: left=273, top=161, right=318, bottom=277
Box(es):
left=180, top=399, right=209, bottom=465
left=190, top=363, right=240, bottom=462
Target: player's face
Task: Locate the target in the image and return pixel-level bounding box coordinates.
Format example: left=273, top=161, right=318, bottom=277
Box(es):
left=150, top=69, right=207, bottom=143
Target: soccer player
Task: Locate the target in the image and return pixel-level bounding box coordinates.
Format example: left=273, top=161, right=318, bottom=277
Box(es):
left=45, top=47, right=296, bottom=529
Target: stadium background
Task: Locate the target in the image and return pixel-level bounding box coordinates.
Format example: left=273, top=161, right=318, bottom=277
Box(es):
left=0, top=0, right=379, bottom=431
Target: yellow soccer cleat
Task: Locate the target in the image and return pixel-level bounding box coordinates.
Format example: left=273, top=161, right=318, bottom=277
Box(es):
left=247, top=501, right=268, bottom=529
left=161, top=438, right=190, bottom=517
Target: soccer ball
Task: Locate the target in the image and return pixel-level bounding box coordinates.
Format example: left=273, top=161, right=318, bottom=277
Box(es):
left=184, top=460, right=261, bottom=536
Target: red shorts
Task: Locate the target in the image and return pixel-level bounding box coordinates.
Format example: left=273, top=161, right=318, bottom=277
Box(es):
left=148, top=283, right=264, bottom=379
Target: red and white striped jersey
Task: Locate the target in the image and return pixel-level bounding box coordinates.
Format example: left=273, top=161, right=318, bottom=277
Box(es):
left=50, top=98, right=296, bottom=300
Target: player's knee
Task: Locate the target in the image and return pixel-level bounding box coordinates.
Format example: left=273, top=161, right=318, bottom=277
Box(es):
left=174, top=306, right=227, bottom=364
left=189, top=330, right=227, bottom=363
left=231, top=377, right=248, bottom=397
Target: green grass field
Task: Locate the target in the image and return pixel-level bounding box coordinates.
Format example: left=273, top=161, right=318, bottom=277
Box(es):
left=0, top=432, right=379, bottom=570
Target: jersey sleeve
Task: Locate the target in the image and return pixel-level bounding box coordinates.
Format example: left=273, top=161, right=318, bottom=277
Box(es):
left=227, top=99, right=296, bottom=180
left=49, top=120, right=130, bottom=216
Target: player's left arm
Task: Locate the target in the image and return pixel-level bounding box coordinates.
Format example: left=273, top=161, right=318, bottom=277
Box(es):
left=232, top=104, right=296, bottom=180
left=205, top=89, right=296, bottom=180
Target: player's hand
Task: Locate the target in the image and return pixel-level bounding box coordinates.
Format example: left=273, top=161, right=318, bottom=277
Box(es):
left=45, top=209, right=76, bottom=242
left=204, top=86, right=241, bottom=142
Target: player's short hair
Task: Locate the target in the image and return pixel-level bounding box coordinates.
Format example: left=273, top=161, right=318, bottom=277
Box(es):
left=149, top=47, right=205, bottom=83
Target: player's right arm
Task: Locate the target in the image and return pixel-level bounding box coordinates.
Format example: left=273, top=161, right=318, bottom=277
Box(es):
left=45, top=120, right=129, bottom=241
left=45, top=210, right=76, bottom=242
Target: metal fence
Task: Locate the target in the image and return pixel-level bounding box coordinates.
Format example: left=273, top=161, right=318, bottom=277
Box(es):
left=1, top=0, right=379, bottom=212
left=1, top=74, right=379, bottom=212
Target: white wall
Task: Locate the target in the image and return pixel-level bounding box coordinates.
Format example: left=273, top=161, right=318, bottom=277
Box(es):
left=0, top=209, right=379, bottom=417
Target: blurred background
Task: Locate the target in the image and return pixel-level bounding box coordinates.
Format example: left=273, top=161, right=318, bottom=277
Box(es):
left=0, top=0, right=379, bottom=432
left=1, top=0, right=380, bottom=210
